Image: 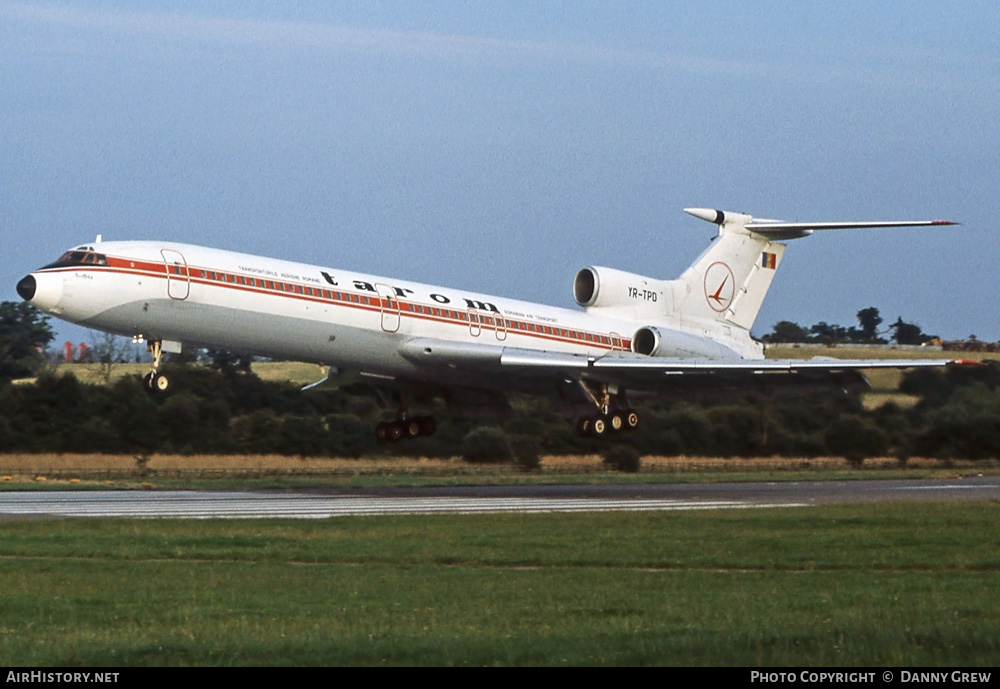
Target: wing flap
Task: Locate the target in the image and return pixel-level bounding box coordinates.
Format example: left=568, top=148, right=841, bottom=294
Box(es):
left=589, top=356, right=954, bottom=373
left=585, top=355, right=966, bottom=397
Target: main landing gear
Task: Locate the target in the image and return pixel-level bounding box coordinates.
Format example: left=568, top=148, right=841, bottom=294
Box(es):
left=574, top=381, right=640, bottom=438
left=142, top=339, right=169, bottom=394
left=376, top=416, right=437, bottom=443
left=371, top=387, right=438, bottom=443
left=576, top=408, right=640, bottom=437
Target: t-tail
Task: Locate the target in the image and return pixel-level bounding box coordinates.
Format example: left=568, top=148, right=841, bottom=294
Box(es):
left=672, top=207, right=957, bottom=334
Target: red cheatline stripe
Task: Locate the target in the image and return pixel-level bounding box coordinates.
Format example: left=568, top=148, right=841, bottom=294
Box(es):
left=37, top=261, right=629, bottom=352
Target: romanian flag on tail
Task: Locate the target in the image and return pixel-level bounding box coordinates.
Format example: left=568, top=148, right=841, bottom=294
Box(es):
left=761, top=252, right=777, bottom=269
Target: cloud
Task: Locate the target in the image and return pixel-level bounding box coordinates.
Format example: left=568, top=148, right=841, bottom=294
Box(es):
left=3, top=3, right=987, bottom=91
left=1, top=2, right=791, bottom=79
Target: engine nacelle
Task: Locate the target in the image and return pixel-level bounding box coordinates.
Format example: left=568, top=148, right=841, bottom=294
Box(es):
left=631, top=325, right=740, bottom=359
left=631, top=326, right=663, bottom=356
left=573, top=266, right=669, bottom=310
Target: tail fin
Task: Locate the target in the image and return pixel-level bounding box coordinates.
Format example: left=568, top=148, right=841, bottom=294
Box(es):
left=672, top=208, right=956, bottom=333
left=672, top=209, right=786, bottom=331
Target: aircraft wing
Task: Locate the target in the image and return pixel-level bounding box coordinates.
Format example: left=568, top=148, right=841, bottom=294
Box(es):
left=506, top=349, right=958, bottom=394
left=400, top=338, right=960, bottom=393
left=504, top=350, right=955, bottom=372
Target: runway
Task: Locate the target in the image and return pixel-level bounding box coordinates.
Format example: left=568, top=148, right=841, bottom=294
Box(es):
left=0, top=491, right=809, bottom=519
left=1, top=477, right=997, bottom=519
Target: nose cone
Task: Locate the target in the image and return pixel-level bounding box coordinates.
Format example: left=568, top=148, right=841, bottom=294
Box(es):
left=16, top=275, right=36, bottom=301
left=16, top=272, right=63, bottom=314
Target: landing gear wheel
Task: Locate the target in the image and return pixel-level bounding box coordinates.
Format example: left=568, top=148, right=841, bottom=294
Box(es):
left=403, top=419, right=422, bottom=439
left=388, top=422, right=404, bottom=443
left=376, top=422, right=405, bottom=443
left=624, top=409, right=639, bottom=431
left=591, top=415, right=607, bottom=436
left=144, top=371, right=169, bottom=394
left=377, top=417, right=436, bottom=442
left=153, top=373, right=169, bottom=393
left=576, top=417, right=592, bottom=437
left=608, top=411, right=624, bottom=432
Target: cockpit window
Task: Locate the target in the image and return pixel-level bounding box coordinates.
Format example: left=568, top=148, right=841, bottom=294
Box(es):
left=40, top=250, right=109, bottom=270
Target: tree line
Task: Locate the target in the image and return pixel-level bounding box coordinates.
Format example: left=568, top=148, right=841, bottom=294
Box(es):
left=2, top=302, right=998, bottom=462
left=761, top=307, right=934, bottom=345
left=0, top=349, right=997, bottom=463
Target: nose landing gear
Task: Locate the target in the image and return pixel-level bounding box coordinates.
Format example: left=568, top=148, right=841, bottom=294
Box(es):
left=142, top=339, right=169, bottom=394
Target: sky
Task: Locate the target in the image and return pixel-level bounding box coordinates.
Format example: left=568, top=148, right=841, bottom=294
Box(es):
left=3, top=1, right=998, bottom=346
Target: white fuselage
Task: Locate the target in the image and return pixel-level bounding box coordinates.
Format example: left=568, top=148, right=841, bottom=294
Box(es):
left=25, top=240, right=752, bottom=384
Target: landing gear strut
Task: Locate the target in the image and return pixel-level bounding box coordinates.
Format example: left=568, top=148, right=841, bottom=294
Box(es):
left=574, top=381, right=639, bottom=438
left=143, top=339, right=169, bottom=394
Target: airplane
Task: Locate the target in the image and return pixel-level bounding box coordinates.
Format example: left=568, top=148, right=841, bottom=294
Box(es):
left=15, top=207, right=961, bottom=442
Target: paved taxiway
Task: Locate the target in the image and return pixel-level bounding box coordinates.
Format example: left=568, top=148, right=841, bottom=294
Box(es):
left=1, top=477, right=997, bottom=519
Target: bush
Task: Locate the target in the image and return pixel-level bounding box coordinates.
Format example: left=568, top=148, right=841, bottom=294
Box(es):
left=279, top=416, right=330, bottom=457
left=912, top=383, right=1000, bottom=460
left=509, top=434, right=542, bottom=471
left=461, top=427, right=512, bottom=464
left=325, top=413, right=372, bottom=458
left=824, top=414, right=888, bottom=466
left=232, top=409, right=283, bottom=453
left=602, top=445, right=641, bottom=473
left=706, top=404, right=769, bottom=457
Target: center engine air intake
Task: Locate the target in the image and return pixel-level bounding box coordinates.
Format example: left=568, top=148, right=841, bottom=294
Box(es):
left=573, top=267, right=600, bottom=306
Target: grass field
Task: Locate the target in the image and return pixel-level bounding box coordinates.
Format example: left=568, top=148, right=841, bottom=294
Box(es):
left=6, top=351, right=995, bottom=665
left=19, top=360, right=332, bottom=387
left=0, top=503, right=997, bottom=666
left=3, top=453, right=999, bottom=491
left=763, top=345, right=989, bottom=361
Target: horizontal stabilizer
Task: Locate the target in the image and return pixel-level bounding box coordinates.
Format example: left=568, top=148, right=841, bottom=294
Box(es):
left=684, top=207, right=958, bottom=240
left=747, top=220, right=957, bottom=231
left=746, top=219, right=958, bottom=239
